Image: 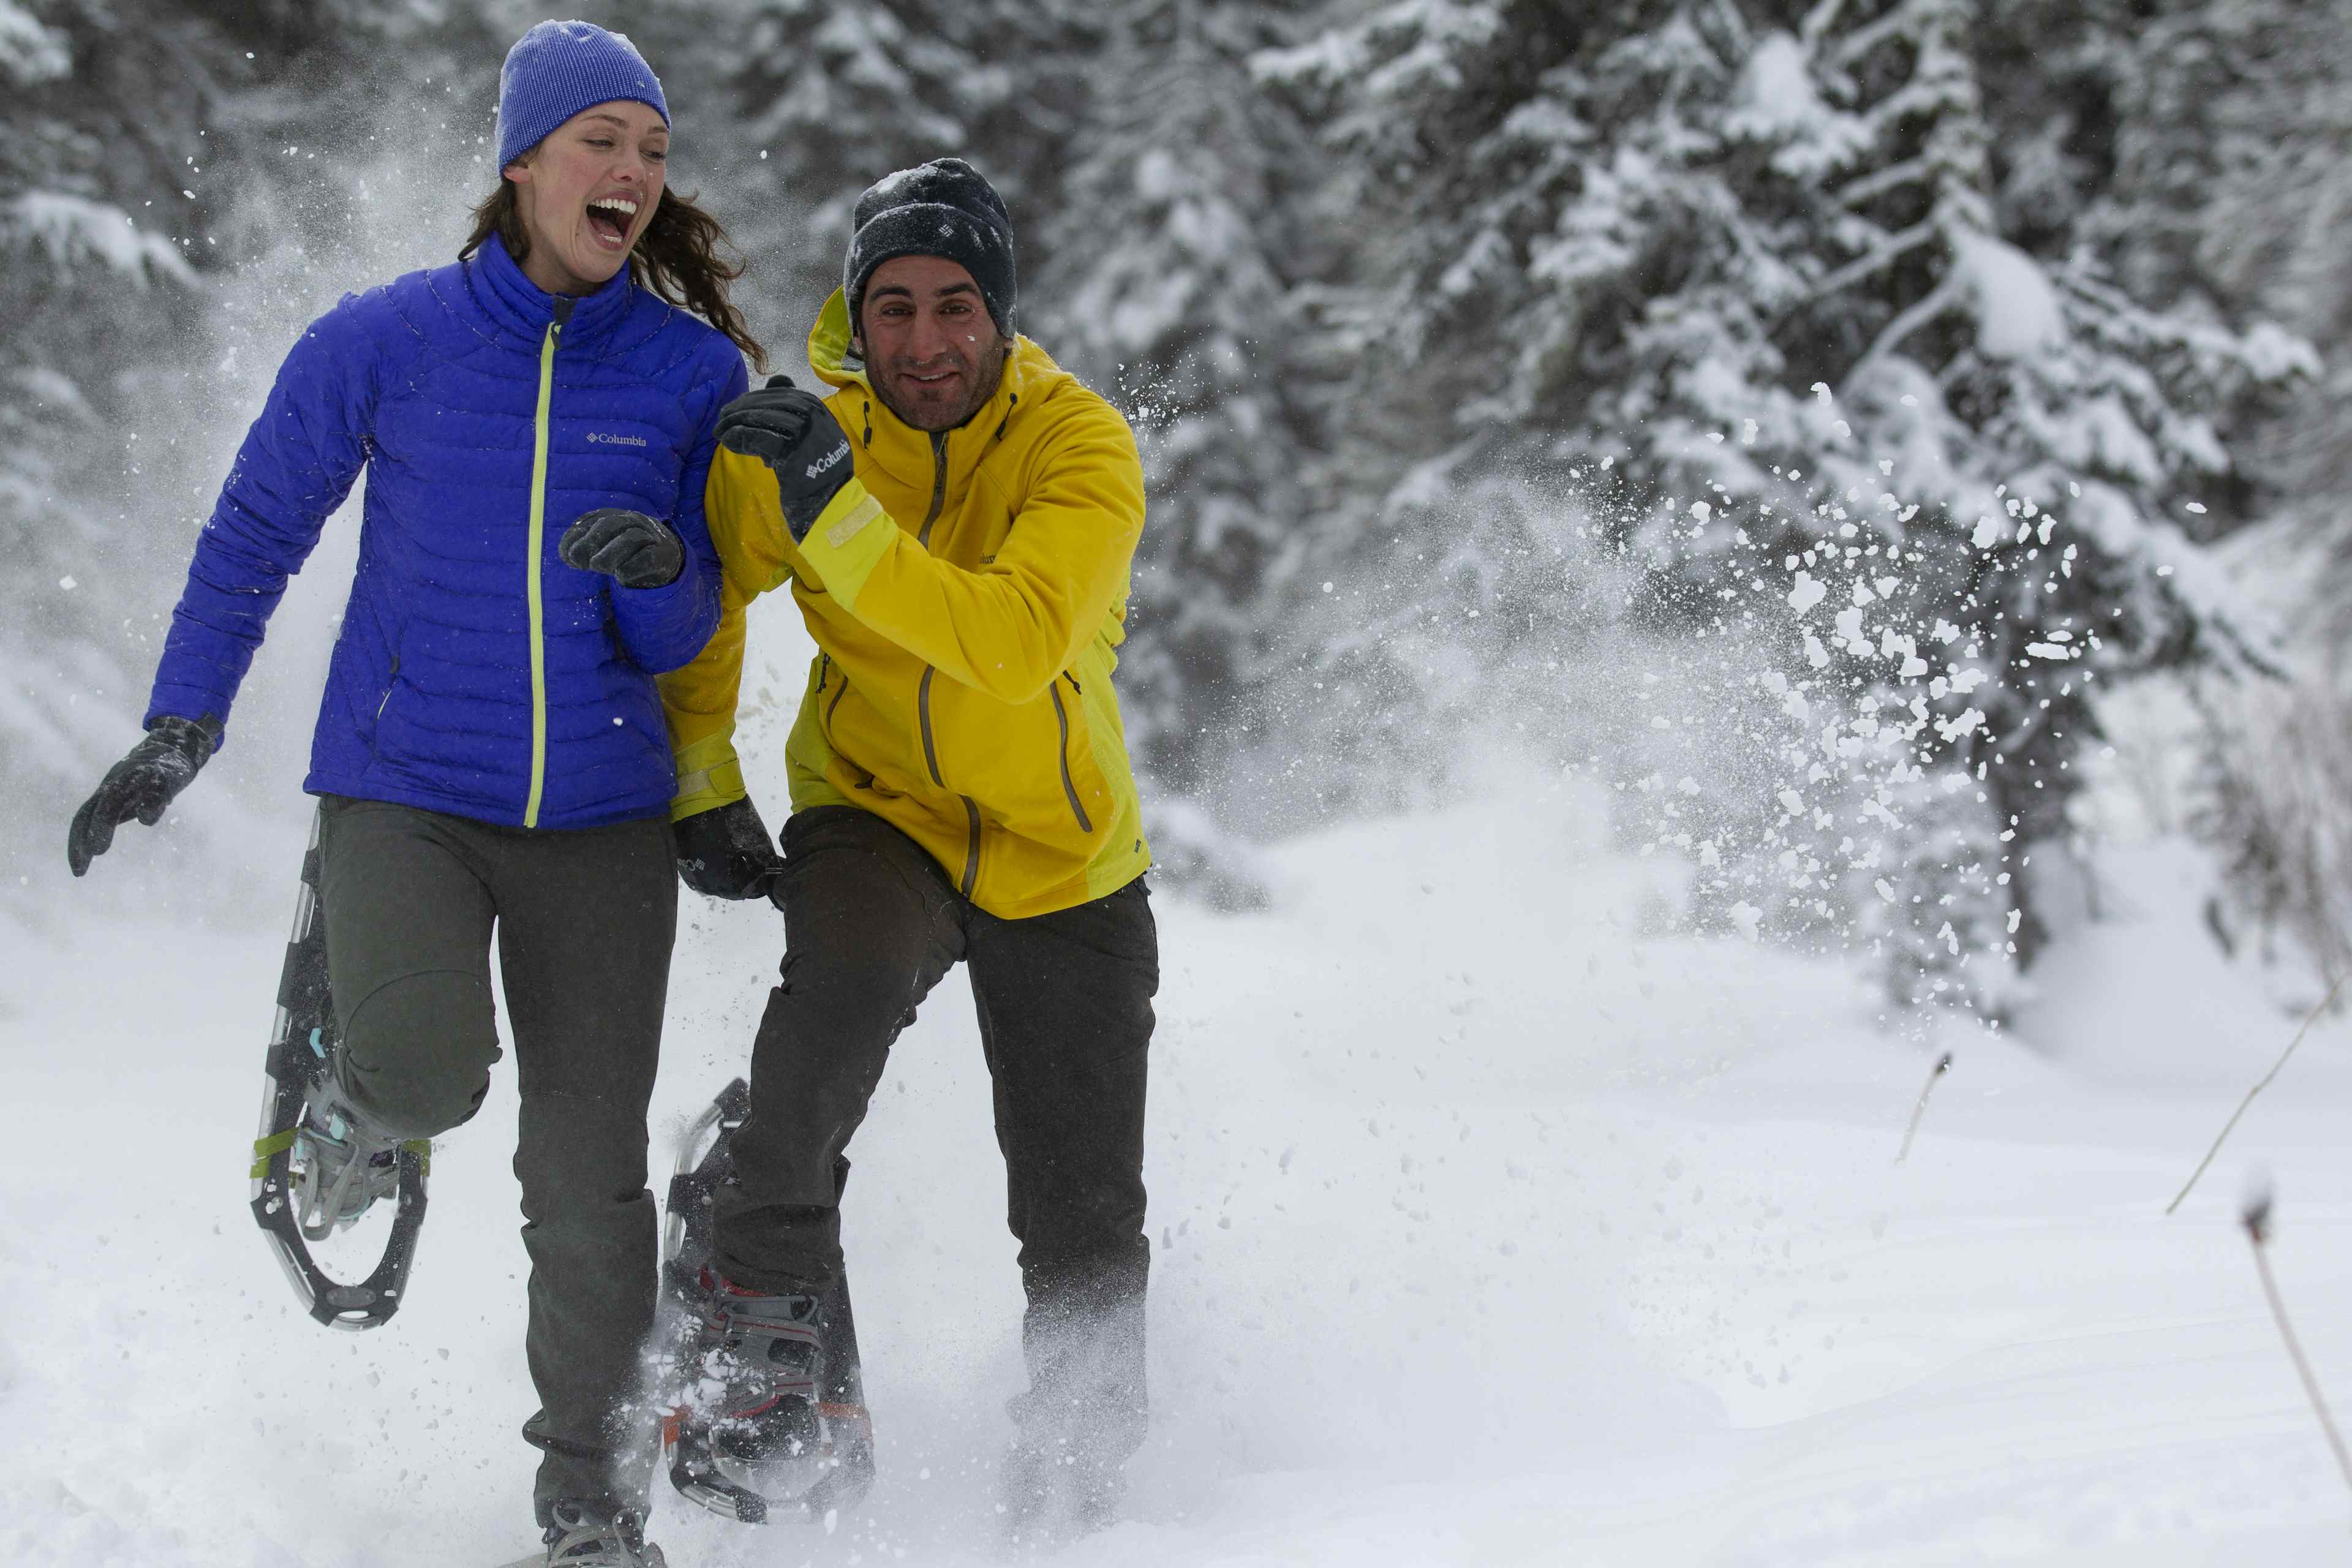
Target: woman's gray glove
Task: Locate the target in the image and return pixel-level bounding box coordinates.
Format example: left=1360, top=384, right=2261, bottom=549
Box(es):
left=67, top=714, right=222, bottom=876
left=560, top=507, right=684, bottom=589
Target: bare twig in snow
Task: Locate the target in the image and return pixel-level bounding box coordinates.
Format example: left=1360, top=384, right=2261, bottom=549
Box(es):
left=2167, top=975, right=2346, bottom=1215
left=1894, top=1051, right=1953, bottom=1164
left=2241, top=1186, right=2352, bottom=1504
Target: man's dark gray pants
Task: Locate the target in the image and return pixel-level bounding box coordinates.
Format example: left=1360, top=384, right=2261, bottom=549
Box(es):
left=713, top=805, right=1158, bottom=1466
left=315, top=795, right=674, bottom=1525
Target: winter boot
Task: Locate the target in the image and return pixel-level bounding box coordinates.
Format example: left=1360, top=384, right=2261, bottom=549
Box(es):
left=1001, top=1430, right=1125, bottom=1548
left=287, top=1092, right=400, bottom=1239
left=538, top=1502, right=666, bottom=1567
left=688, top=1266, right=828, bottom=1465
left=1000, top=1385, right=1131, bottom=1548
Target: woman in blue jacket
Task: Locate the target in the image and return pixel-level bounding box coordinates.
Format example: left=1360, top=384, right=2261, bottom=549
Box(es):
left=63, top=22, right=748, bottom=1566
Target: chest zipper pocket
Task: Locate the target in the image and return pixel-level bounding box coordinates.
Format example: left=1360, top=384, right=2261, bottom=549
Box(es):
left=816, top=654, right=850, bottom=744
left=375, top=654, right=401, bottom=724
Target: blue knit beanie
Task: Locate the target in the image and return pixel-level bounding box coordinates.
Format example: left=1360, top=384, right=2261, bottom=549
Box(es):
left=496, top=20, right=669, bottom=169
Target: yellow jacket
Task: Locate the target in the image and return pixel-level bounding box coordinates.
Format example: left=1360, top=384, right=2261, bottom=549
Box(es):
left=659, top=291, right=1152, bottom=919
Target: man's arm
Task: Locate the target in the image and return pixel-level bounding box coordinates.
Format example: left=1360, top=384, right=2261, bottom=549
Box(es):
left=793, top=407, right=1145, bottom=703
left=657, top=445, right=799, bottom=818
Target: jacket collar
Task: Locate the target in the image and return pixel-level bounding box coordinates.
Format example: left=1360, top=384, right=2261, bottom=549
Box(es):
left=469, top=230, right=637, bottom=345
left=807, top=287, right=1046, bottom=490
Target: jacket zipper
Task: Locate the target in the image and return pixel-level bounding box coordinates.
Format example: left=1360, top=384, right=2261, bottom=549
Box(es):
left=915, top=431, right=948, bottom=549
left=911, top=429, right=981, bottom=896
left=522, top=296, right=575, bottom=828
left=1050, top=676, right=1094, bottom=834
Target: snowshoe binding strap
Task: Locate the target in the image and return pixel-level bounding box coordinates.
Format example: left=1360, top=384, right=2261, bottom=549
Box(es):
left=541, top=1502, right=667, bottom=1566
left=285, top=1094, right=407, bottom=1240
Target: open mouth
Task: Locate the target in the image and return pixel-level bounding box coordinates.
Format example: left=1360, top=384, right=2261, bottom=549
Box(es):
left=586, top=195, right=639, bottom=249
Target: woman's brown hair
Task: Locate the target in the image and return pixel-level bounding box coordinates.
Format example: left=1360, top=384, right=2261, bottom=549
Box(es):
left=462, top=181, right=767, bottom=371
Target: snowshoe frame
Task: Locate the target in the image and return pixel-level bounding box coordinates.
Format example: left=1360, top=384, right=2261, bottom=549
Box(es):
left=659, top=1077, right=873, bottom=1525
left=246, top=809, right=429, bottom=1330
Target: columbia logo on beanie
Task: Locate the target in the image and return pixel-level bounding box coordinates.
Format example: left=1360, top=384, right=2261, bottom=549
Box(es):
left=843, top=158, right=1018, bottom=336
left=496, top=20, right=669, bottom=170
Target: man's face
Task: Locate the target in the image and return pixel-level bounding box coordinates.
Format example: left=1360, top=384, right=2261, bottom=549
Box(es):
left=856, top=255, right=1007, bottom=432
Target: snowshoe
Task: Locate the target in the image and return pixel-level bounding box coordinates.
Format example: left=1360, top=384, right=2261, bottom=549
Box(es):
left=535, top=1502, right=668, bottom=1567
left=247, top=808, right=431, bottom=1330
left=655, top=1079, right=873, bottom=1525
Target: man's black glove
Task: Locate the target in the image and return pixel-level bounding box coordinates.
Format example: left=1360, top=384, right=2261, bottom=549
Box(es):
left=560, top=508, right=685, bottom=589
left=674, top=796, right=785, bottom=903
left=715, top=375, right=856, bottom=543
left=67, top=714, right=222, bottom=876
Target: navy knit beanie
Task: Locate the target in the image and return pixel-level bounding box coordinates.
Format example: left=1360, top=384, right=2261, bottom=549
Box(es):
left=844, top=159, right=1017, bottom=337
left=496, top=20, right=668, bottom=169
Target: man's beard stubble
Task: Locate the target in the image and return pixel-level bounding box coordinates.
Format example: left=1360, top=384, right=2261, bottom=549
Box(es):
left=872, top=339, right=1011, bottom=434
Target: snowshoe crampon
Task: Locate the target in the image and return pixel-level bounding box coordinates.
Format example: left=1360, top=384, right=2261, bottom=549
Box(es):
left=246, top=810, right=429, bottom=1330
left=657, top=1079, right=873, bottom=1525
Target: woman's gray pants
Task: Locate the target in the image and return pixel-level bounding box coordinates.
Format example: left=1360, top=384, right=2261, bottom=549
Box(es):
left=316, top=794, right=674, bottom=1526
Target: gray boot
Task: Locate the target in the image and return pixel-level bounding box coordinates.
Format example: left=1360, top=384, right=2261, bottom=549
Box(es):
left=288, top=1092, right=400, bottom=1238
left=688, top=1267, right=828, bottom=1464
left=538, top=1502, right=666, bottom=1567
left=1001, top=1425, right=1125, bottom=1549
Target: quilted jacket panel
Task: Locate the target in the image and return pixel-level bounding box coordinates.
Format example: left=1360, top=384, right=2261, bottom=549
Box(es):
left=147, top=231, right=747, bottom=828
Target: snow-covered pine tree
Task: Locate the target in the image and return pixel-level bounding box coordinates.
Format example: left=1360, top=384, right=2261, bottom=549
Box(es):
left=2083, top=0, right=2352, bottom=599
left=1257, top=0, right=2312, bottom=1008
left=0, top=0, right=533, bottom=907
left=1032, top=0, right=1343, bottom=797
left=1240, top=0, right=1632, bottom=821
left=0, top=1, right=222, bottom=905
left=657, top=0, right=1091, bottom=350
left=1980, top=0, right=2342, bottom=527
left=2049, top=0, right=2352, bottom=982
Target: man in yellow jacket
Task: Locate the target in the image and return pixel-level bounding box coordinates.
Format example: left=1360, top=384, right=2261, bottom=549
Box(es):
left=658, top=159, right=1155, bottom=1536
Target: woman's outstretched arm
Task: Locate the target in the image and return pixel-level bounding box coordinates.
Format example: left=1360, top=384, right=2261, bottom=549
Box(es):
left=145, top=294, right=383, bottom=742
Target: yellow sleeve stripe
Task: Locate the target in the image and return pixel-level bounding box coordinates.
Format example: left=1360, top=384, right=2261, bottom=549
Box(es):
left=798, top=478, right=895, bottom=612
left=825, top=492, right=884, bottom=550
left=670, top=732, right=747, bottom=821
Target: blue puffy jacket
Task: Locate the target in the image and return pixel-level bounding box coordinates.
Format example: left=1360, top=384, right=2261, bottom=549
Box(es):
left=146, top=231, right=748, bottom=829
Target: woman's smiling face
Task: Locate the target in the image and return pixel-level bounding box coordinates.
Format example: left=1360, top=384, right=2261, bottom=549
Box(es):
left=503, top=100, right=668, bottom=296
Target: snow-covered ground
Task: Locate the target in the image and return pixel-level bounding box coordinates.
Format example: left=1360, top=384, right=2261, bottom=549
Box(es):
left=7, top=785, right=2352, bottom=1566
